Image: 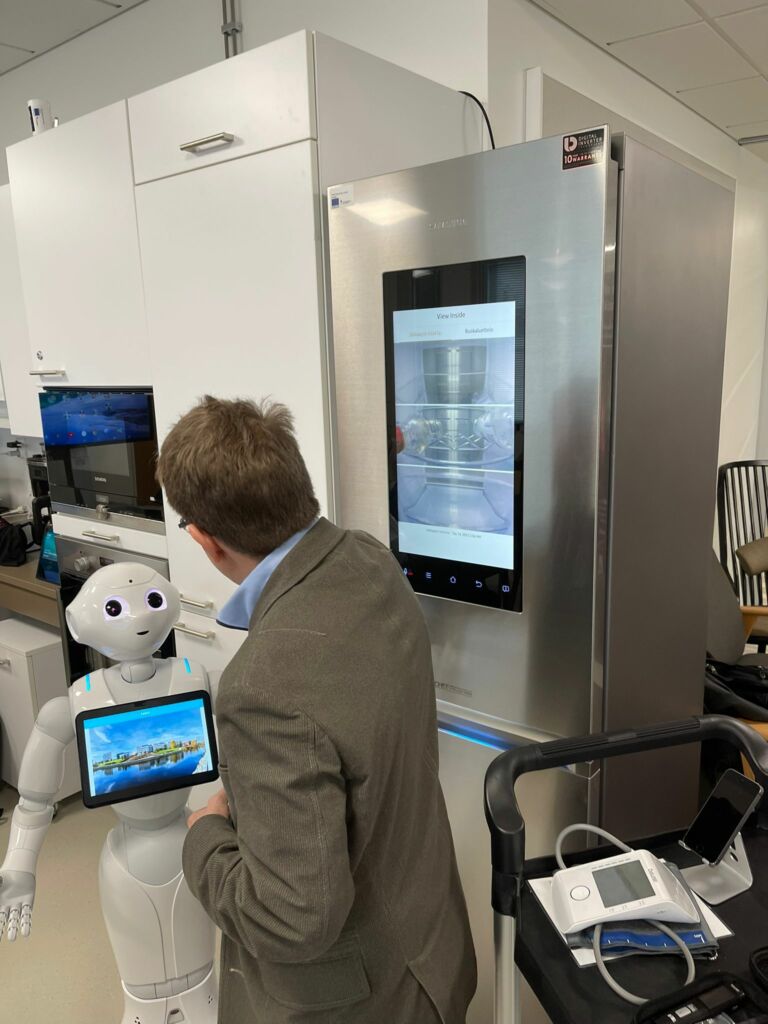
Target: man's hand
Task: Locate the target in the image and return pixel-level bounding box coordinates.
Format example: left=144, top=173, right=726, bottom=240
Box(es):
left=187, top=788, right=230, bottom=829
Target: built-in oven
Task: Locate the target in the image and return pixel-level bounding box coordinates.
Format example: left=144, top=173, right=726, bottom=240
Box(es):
left=56, top=535, right=175, bottom=680
left=40, top=388, right=163, bottom=521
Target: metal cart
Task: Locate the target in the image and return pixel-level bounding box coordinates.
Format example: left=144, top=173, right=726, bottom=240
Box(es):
left=484, top=715, right=768, bottom=1024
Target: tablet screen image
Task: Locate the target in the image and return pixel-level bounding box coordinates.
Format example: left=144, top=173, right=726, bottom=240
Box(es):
left=77, top=691, right=218, bottom=807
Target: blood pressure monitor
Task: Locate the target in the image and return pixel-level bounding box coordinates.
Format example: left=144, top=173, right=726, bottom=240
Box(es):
left=551, top=849, right=699, bottom=935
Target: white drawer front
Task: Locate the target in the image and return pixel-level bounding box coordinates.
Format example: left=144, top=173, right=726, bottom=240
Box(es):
left=173, top=610, right=244, bottom=673
left=52, top=512, right=168, bottom=560
left=128, top=32, right=315, bottom=184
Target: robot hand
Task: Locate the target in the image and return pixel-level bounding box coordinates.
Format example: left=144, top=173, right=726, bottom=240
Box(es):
left=0, top=870, right=35, bottom=941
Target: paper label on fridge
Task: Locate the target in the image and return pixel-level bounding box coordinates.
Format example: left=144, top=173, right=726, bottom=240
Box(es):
left=328, top=184, right=354, bottom=209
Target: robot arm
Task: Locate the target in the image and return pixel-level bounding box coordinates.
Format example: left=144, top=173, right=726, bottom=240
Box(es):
left=0, top=696, right=74, bottom=942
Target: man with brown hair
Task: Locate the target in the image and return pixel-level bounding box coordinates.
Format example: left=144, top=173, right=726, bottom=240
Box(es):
left=157, top=396, right=476, bottom=1024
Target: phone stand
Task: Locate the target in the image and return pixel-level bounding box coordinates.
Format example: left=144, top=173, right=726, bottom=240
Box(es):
left=681, top=832, right=753, bottom=905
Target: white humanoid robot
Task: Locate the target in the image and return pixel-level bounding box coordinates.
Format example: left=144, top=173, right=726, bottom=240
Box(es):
left=0, top=562, right=220, bottom=1024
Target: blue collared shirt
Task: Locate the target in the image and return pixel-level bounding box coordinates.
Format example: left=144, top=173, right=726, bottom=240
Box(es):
left=217, top=520, right=318, bottom=630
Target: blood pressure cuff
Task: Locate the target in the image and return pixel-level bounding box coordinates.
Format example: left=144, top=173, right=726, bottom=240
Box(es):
left=567, top=918, right=719, bottom=959
left=632, top=971, right=768, bottom=1023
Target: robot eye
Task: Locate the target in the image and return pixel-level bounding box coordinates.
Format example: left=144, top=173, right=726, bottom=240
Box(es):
left=103, top=597, right=129, bottom=620
left=145, top=589, right=167, bottom=611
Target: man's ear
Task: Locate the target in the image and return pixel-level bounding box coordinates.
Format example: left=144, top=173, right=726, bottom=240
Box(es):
left=187, top=524, right=228, bottom=565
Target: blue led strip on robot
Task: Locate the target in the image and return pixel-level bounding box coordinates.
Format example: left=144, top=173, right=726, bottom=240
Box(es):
left=183, top=658, right=191, bottom=674
left=85, top=674, right=91, bottom=692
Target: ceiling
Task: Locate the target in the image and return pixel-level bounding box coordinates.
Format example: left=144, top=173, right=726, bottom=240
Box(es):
left=529, top=0, right=768, bottom=162
left=0, top=0, right=146, bottom=75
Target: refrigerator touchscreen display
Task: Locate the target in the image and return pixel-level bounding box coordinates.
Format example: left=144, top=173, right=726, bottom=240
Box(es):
left=384, top=257, right=525, bottom=610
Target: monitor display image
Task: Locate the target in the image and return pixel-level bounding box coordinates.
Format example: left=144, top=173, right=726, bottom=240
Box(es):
left=384, top=257, right=525, bottom=610
left=77, top=691, right=218, bottom=807
left=40, top=389, right=155, bottom=448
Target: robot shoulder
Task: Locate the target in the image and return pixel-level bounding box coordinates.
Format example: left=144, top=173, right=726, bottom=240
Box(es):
left=68, top=668, right=115, bottom=717
left=170, top=656, right=212, bottom=693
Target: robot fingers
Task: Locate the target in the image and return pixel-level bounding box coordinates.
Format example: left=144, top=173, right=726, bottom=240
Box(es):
left=2, top=904, right=31, bottom=942
left=0, top=908, right=6, bottom=942
left=6, top=905, right=20, bottom=942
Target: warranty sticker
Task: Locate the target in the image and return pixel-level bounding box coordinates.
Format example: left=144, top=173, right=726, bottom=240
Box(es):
left=562, top=128, right=605, bottom=170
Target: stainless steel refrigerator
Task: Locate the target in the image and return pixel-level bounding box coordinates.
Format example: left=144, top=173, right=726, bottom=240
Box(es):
left=326, top=129, right=734, bottom=1022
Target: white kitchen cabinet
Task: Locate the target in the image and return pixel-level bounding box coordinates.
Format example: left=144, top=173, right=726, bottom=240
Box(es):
left=173, top=609, right=245, bottom=673
left=129, top=31, right=482, bottom=619
left=136, top=142, right=328, bottom=618
left=0, top=186, right=42, bottom=436
left=128, top=31, right=315, bottom=185
left=6, top=102, right=149, bottom=387
left=0, top=618, right=79, bottom=800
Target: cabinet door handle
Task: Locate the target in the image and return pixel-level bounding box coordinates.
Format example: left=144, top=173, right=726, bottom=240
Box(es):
left=179, top=132, right=235, bottom=153
left=28, top=369, right=66, bottom=376
left=174, top=621, right=216, bottom=641
left=82, top=530, right=120, bottom=543
left=180, top=594, right=214, bottom=610
left=0, top=658, right=10, bottom=669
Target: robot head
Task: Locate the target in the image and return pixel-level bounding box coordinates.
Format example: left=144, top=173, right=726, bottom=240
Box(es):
left=66, top=563, right=180, bottom=661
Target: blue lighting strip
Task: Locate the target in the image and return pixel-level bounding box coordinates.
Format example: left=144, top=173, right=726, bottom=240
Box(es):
left=183, top=658, right=192, bottom=674
left=84, top=673, right=91, bottom=692
left=438, top=724, right=511, bottom=752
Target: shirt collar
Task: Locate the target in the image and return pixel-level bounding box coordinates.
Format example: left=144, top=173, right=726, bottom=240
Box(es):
left=217, top=520, right=318, bottom=630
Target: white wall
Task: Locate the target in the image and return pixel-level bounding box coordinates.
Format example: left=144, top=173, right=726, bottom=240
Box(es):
left=238, top=0, right=487, bottom=97
left=0, top=430, right=41, bottom=511
left=0, top=0, right=486, bottom=186
left=488, top=0, right=768, bottom=471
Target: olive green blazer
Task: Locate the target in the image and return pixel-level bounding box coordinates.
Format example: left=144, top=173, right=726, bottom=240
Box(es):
left=183, top=517, right=477, bottom=1023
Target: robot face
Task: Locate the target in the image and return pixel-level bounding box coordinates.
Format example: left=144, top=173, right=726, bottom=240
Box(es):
left=66, top=563, right=181, bottom=661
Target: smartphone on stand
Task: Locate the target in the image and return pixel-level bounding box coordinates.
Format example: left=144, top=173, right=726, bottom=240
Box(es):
left=681, top=769, right=763, bottom=865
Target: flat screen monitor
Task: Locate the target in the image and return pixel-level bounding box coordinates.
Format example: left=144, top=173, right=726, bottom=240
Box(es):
left=384, top=257, right=525, bottom=611
left=40, top=388, right=155, bottom=448
left=76, top=691, right=219, bottom=808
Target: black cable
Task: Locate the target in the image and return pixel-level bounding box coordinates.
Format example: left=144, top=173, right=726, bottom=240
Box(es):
left=459, top=91, right=496, bottom=149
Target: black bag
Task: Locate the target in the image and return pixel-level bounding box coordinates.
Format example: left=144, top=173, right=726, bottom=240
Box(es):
left=707, top=658, right=768, bottom=711
left=0, top=517, right=28, bottom=567
left=633, top=971, right=768, bottom=1023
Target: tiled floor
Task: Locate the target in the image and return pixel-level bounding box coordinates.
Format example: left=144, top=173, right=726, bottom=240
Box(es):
left=0, top=782, right=123, bottom=1020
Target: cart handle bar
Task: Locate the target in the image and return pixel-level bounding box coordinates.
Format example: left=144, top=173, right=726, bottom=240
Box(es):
left=484, top=715, right=768, bottom=917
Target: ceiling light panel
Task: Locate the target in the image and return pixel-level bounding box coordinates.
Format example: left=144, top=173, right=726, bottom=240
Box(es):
left=608, top=21, right=755, bottom=91
left=693, top=0, right=768, bottom=16
left=0, top=0, right=145, bottom=69
left=0, top=39, right=30, bottom=73
left=716, top=5, right=768, bottom=74
left=724, top=117, right=768, bottom=137
left=536, top=0, right=698, bottom=45
left=680, top=74, right=768, bottom=123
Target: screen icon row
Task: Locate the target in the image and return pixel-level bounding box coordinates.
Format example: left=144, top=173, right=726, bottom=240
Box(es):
left=403, top=566, right=512, bottom=596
